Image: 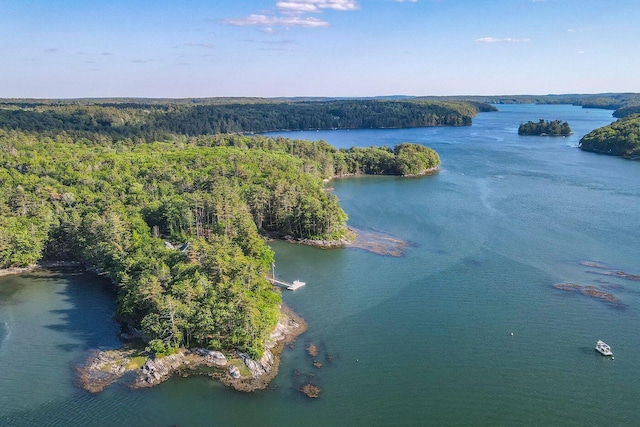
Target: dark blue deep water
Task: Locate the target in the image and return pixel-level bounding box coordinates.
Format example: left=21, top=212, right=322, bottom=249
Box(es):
left=3, top=105, right=639, bottom=426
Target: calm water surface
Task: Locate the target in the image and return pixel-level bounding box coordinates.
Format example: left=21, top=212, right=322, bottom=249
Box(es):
left=2, top=105, right=639, bottom=426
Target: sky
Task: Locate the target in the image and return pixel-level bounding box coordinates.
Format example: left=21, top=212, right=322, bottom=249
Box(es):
left=1, top=0, right=639, bottom=98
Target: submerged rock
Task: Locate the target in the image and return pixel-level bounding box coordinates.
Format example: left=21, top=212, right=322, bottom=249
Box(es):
left=553, top=283, right=623, bottom=307
left=307, top=344, right=319, bottom=358
left=301, top=384, right=321, bottom=398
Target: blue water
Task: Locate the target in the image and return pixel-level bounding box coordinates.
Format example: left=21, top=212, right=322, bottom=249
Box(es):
left=3, top=105, right=639, bottom=426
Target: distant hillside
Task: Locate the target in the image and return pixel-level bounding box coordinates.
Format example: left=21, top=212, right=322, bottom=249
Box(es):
left=613, top=105, right=640, bottom=118
left=0, top=98, right=494, bottom=141
left=414, top=93, right=640, bottom=117
left=579, top=114, right=640, bottom=158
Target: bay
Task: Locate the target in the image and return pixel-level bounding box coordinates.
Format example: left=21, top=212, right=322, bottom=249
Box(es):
left=2, top=104, right=639, bottom=426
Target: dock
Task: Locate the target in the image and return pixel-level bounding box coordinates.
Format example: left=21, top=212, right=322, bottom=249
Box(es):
left=269, top=263, right=305, bottom=291
left=269, top=278, right=306, bottom=291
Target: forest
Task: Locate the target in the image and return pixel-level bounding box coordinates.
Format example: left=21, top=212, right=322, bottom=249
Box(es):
left=414, top=93, right=640, bottom=117
left=0, top=101, right=440, bottom=359
left=0, top=98, right=490, bottom=142
left=518, top=119, right=572, bottom=136
left=613, top=105, right=640, bottom=118
left=579, top=114, right=640, bottom=158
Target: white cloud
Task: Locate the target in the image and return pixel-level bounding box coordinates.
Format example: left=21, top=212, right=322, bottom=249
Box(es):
left=277, top=2, right=320, bottom=12
left=475, top=37, right=530, bottom=43
left=224, top=14, right=329, bottom=28
left=276, top=0, right=359, bottom=12
left=224, top=0, right=357, bottom=31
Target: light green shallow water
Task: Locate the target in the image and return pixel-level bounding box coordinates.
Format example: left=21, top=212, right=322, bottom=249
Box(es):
left=2, top=104, right=639, bottom=426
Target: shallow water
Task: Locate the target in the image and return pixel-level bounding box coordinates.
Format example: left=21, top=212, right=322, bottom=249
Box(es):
left=3, top=105, right=639, bottom=426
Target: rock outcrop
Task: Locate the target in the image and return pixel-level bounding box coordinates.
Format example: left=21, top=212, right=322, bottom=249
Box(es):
left=136, top=352, right=186, bottom=387
left=78, top=304, right=307, bottom=393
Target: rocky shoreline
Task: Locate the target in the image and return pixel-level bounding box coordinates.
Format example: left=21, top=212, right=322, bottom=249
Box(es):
left=77, top=303, right=307, bottom=393
left=0, top=266, right=36, bottom=277
left=266, top=227, right=409, bottom=257
left=0, top=261, right=84, bottom=277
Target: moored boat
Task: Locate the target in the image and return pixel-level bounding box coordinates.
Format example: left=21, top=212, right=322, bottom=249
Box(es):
left=595, top=340, right=613, bottom=357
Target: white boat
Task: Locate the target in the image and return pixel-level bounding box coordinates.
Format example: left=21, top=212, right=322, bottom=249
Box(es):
left=595, top=340, right=613, bottom=357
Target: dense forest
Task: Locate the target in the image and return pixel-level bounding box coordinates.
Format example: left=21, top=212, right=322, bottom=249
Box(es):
left=579, top=114, right=640, bottom=158
left=0, top=104, right=440, bottom=359
left=0, top=99, right=491, bottom=142
left=613, top=105, right=640, bottom=118
left=518, top=119, right=572, bottom=136
left=414, top=93, right=640, bottom=117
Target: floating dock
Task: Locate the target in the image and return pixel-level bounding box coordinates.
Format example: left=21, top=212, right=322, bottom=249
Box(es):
left=269, top=278, right=306, bottom=291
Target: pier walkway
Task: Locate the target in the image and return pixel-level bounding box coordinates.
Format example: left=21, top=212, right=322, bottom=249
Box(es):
left=269, top=278, right=306, bottom=291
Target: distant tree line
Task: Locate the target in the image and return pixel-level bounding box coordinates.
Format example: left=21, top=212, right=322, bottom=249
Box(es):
left=518, top=119, right=571, bottom=136
left=613, top=105, right=640, bottom=118
left=412, top=93, right=640, bottom=118
left=0, top=99, right=490, bottom=142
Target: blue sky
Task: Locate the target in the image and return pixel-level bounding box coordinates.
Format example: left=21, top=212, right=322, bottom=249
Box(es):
left=1, top=0, right=639, bottom=98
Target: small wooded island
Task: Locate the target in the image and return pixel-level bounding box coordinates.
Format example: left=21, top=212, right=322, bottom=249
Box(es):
left=518, top=119, right=572, bottom=136
left=0, top=98, right=462, bottom=392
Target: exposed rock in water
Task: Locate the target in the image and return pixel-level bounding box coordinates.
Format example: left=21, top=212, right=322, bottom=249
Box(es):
left=301, top=384, right=321, bottom=398
left=307, top=344, right=319, bottom=358
left=553, top=283, right=623, bottom=308
left=580, top=260, right=640, bottom=281
left=135, top=352, right=186, bottom=388
left=346, top=228, right=409, bottom=257
left=313, top=360, right=322, bottom=369
left=268, top=226, right=409, bottom=257
left=76, top=349, right=134, bottom=393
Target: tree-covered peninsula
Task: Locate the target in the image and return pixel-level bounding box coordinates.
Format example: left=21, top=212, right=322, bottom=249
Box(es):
left=0, top=98, right=491, bottom=139
left=0, top=125, right=439, bottom=360
left=579, top=114, right=640, bottom=158
left=518, top=119, right=571, bottom=136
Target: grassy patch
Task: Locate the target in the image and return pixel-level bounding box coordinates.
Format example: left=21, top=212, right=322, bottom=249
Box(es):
left=228, top=359, right=252, bottom=377
left=126, top=356, right=147, bottom=370
left=99, top=363, right=114, bottom=373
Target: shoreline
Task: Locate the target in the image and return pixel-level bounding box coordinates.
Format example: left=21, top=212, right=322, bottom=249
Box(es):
left=326, top=166, right=439, bottom=182
left=0, top=263, right=308, bottom=393
left=0, top=266, right=37, bottom=277
left=77, top=302, right=307, bottom=393
left=268, top=227, right=410, bottom=257
left=0, top=261, right=83, bottom=278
